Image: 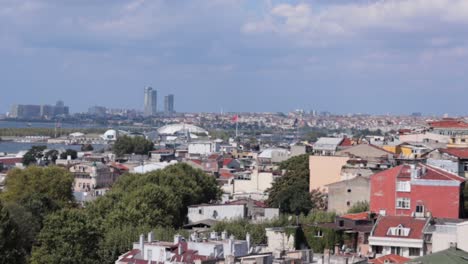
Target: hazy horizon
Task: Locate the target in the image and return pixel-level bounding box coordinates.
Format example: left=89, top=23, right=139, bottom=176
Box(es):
left=1, top=0, right=468, bottom=115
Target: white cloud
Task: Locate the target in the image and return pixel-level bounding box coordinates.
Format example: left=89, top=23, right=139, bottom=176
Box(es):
left=242, top=0, right=468, bottom=42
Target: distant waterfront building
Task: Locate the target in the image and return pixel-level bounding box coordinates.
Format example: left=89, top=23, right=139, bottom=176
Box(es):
left=10, top=101, right=69, bottom=119
left=164, top=94, right=175, bottom=113
left=144, top=86, right=157, bottom=116
left=88, top=106, right=107, bottom=117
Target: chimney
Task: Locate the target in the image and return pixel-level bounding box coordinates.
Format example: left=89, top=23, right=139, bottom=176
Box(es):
left=178, top=243, right=184, bottom=255
left=67, top=155, right=71, bottom=161
left=221, top=230, right=228, bottom=240
left=148, top=231, right=154, bottom=242
left=139, top=234, right=145, bottom=253
left=174, top=234, right=182, bottom=244
left=246, top=232, right=251, bottom=251
left=210, top=231, right=217, bottom=240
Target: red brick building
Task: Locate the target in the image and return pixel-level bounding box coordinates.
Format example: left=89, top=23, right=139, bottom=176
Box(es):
left=370, top=163, right=465, bottom=219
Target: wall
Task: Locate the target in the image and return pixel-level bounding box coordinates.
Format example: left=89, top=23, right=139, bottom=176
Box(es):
left=327, top=176, right=370, bottom=214
left=309, top=156, right=350, bottom=192
left=264, top=228, right=295, bottom=254
left=457, top=222, right=468, bottom=252
left=188, top=204, right=246, bottom=223
left=233, top=171, right=274, bottom=194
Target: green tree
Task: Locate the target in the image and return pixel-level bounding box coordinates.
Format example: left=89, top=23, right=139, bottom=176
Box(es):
left=113, top=135, right=154, bottom=156
left=59, top=149, right=78, bottom=160
left=30, top=209, right=101, bottom=264
left=347, top=201, right=369, bottom=214
left=22, top=145, right=47, bottom=166
left=267, top=154, right=317, bottom=215
left=2, top=166, right=74, bottom=209
left=0, top=201, right=26, bottom=264
left=81, top=144, right=94, bottom=151
left=44, top=149, right=59, bottom=164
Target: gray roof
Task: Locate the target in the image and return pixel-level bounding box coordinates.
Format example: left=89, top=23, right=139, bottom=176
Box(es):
left=314, top=137, right=343, bottom=151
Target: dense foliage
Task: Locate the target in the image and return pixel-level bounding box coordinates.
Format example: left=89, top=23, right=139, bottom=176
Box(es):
left=0, top=201, right=25, bottom=264
left=113, top=135, right=154, bottom=156
left=22, top=146, right=47, bottom=166
left=347, top=201, right=370, bottom=214
left=59, top=149, right=78, bottom=160
left=1, top=166, right=75, bottom=263
left=0, top=128, right=107, bottom=137
left=267, top=154, right=326, bottom=215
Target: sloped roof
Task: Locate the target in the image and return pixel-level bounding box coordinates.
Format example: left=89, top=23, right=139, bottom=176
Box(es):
left=372, top=215, right=428, bottom=239
left=439, top=148, right=468, bottom=159
left=369, top=254, right=409, bottom=264
left=428, top=119, right=468, bottom=129
left=405, top=247, right=468, bottom=264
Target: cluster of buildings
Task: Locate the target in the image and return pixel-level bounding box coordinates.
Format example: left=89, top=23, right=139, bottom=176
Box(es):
left=8, top=100, right=69, bottom=119
left=2, top=116, right=468, bottom=264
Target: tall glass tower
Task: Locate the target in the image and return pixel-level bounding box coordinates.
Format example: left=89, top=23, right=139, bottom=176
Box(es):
left=144, top=87, right=157, bottom=116
left=164, top=94, right=175, bottom=113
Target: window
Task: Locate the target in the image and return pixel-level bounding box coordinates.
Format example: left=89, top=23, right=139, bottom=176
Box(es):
left=387, top=225, right=410, bottom=237
left=409, top=248, right=420, bottom=256
left=347, top=189, right=352, bottom=193
left=315, top=230, right=323, bottom=237
left=396, top=181, right=411, bottom=192
left=416, top=205, right=424, bottom=213
left=346, top=201, right=351, bottom=206
left=374, top=246, right=383, bottom=254
left=396, top=198, right=410, bottom=209
left=464, top=163, right=468, bottom=172
left=391, top=247, right=401, bottom=255
left=198, top=209, right=203, bottom=214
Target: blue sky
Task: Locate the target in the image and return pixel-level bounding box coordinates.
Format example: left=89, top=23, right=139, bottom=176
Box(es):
left=1, top=0, right=468, bottom=115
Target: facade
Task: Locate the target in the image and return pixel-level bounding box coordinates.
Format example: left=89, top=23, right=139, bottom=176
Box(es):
left=370, top=163, right=465, bottom=219
left=164, top=94, right=175, bottom=113
left=187, top=204, right=246, bottom=223
left=309, top=155, right=350, bottom=191
left=188, top=141, right=220, bottom=157
left=326, top=176, right=370, bottom=214
left=369, top=215, right=429, bottom=258
left=70, top=162, right=117, bottom=192
left=144, top=86, right=157, bottom=116
left=117, top=232, right=250, bottom=264
left=10, top=101, right=69, bottom=119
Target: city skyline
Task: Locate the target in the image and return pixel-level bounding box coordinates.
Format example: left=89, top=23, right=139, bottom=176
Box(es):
left=1, top=0, right=468, bottom=115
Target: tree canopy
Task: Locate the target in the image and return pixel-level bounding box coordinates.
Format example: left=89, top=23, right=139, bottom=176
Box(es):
left=267, top=154, right=326, bottom=215
left=347, top=201, right=370, bottom=214
left=113, top=135, right=154, bottom=156
left=22, top=145, right=47, bottom=166
left=31, top=209, right=101, bottom=264
left=0, top=201, right=25, bottom=264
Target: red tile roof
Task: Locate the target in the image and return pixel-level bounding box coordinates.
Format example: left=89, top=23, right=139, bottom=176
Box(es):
left=428, top=119, right=468, bottom=129
left=109, top=162, right=129, bottom=171
left=341, top=212, right=369, bottom=221
left=368, top=254, right=410, bottom=264
left=372, top=216, right=428, bottom=239
left=373, top=163, right=465, bottom=183
left=439, top=148, right=468, bottom=159
left=340, top=137, right=353, bottom=147
left=0, top=157, right=22, bottom=165
left=219, top=171, right=234, bottom=179
left=223, top=158, right=234, bottom=167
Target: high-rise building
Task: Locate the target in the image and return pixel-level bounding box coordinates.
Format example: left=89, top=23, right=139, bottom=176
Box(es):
left=9, top=101, right=69, bottom=119
left=164, top=94, right=175, bottom=113
left=144, top=87, right=157, bottom=116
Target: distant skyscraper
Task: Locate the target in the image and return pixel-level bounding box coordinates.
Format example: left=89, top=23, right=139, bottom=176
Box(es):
left=164, top=94, right=175, bottom=113
left=144, top=87, right=157, bottom=116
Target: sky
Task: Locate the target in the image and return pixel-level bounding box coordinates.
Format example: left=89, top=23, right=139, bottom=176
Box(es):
left=1, top=0, right=468, bottom=115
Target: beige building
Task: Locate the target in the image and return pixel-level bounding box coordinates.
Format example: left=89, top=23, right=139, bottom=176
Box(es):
left=325, top=176, right=370, bottom=214
left=70, top=162, right=114, bottom=192
left=309, top=155, right=349, bottom=192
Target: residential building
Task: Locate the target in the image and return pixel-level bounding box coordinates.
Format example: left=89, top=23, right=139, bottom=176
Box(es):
left=426, top=148, right=468, bottom=178
left=309, top=155, right=350, bottom=191
left=116, top=232, right=250, bottom=264
left=70, top=162, right=118, bottom=192
left=367, top=254, right=409, bottom=264
left=369, top=215, right=430, bottom=258
left=144, top=86, right=157, bottom=116
left=257, top=148, right=290, bottom=165
left=188, top=141, right=220, bottom=157
left=370, top=163, right=466, bottom=219
left=187, top=199, right=279, bottom=223
left=313, top=137, right=345, bottom=156
left=326, top=176, right=370, bottom=214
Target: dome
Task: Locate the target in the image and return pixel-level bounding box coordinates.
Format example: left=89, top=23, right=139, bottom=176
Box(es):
left=101, top=129, right=118, bottom=141
left=157, top=124, right=208, bottom=135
